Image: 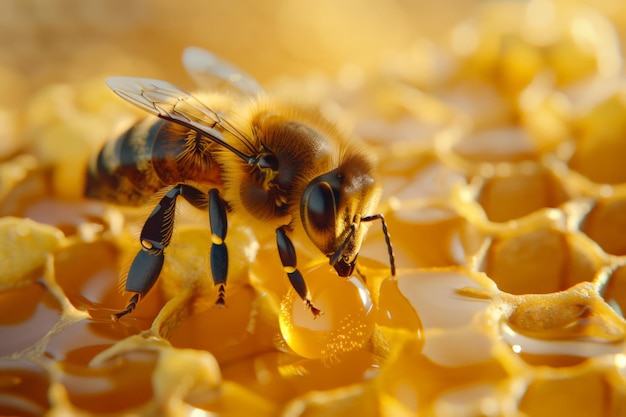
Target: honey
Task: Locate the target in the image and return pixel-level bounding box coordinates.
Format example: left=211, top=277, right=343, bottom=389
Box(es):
left=0, top=360, right=50, bottom=417
left=279, top=266, right=376, bottom=360
left=2, top=0, right=626, bottom=415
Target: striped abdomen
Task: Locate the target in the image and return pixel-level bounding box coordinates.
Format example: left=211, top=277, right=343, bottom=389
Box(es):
left=85, top=118, right=222, bottom=206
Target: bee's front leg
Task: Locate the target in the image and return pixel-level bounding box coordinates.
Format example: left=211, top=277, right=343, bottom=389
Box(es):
left=276, top=226, right=321, bottom=317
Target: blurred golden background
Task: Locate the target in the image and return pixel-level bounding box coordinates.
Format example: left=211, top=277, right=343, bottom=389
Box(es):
left=0, top=0, right=520, bottom=108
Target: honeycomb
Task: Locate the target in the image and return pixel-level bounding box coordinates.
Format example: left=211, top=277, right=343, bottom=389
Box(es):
left=2, top=0, right=626, bottom=416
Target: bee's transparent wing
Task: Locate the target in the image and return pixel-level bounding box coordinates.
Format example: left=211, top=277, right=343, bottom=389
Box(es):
left=182, top=46, right=264, bottom=96
left=106, top=77, right=256, bottom=162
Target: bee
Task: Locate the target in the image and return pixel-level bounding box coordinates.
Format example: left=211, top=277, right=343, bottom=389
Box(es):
left=85, top=47, right=395, bottom=320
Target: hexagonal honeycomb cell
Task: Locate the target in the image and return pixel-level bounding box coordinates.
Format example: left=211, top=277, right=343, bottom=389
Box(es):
left=2, top=1, right=626, bottom=416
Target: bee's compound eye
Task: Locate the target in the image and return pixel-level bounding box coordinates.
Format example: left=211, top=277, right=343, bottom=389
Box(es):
left=304, top=181, right=336, bottom=233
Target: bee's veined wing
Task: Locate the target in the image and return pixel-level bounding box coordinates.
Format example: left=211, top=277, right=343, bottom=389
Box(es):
left=182, top=46, right=264, bottom=96
left=106, top=77, right=256, bottom=162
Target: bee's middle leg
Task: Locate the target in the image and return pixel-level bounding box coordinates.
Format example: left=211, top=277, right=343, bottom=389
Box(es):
left=276, top=226, right=321, bottom=317
left=172, top=186, right=229, bottom=306
left=206, top=189, right=228, bottom=306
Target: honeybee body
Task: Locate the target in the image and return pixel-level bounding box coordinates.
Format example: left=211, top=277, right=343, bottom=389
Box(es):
left=86, top=47, right=395, bottom=320
left=88, top=98, right=372, bottom=228
left=86, top=117, right=223, bottom=206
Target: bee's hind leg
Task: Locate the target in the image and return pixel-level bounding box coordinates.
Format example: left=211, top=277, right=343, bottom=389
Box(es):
left=276, top=226, right=321, bottom=317
left=112, top=252, right=164, bottom=321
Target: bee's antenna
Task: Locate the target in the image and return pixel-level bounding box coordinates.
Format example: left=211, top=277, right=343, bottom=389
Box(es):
left=361, top=214, right=396, bottom=276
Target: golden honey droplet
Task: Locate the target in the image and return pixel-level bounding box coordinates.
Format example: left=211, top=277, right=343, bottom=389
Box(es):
left=376, top=277, right=422, bottom=333
left=279, top=265, right=375, bottom=360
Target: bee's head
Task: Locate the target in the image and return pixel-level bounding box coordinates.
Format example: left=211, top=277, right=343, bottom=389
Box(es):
left=300, top=152, right=381, bottom=277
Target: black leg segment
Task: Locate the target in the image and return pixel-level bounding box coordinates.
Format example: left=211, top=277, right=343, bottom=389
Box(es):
left=138, top=185, right=180, bottom=253
left=208, top=189, right=228, bottom=306
left=276, top=226, right=321, bottom=316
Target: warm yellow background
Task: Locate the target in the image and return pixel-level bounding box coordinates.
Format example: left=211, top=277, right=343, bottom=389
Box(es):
left=0, top=0, right=501, bottom=107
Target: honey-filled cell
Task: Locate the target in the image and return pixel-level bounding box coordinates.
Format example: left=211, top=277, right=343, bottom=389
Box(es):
left=0, top=283, right=61, bottom=356
left=441, top=127, right=570, bottom=223
left=53, top=240, right=164, bottom=324
left=568, top=89, right=626, bottom=185
left=0, top=360, right=50, bottom=417
left=57, top=350, right=157, bottom=414
left=476, top=168, right=570, bottom=223
left=519, top=371, right=622, bottom=417
left=53, top=241, right=121, bottom=312
left=383, top=205, right=483, bottom=268
left=169, top=283, right=278, bottom=364
left=377, top=338, right=509, bottom=415
left=581, top=196, right=626, bottom=256
left=45, top=319, right=139, bottom=367
left=221, top=350, right=380, bottom=406
left=481, top=227, right=604, bottom=295
left=497, top=282, right=625, bottom=343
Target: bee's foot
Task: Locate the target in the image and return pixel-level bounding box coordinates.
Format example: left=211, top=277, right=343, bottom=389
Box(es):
left=306, top=300, right=322, bottom=318
left=111, top=293, right=140, bottom=321
left=215, top=284, right=227, bottom=308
